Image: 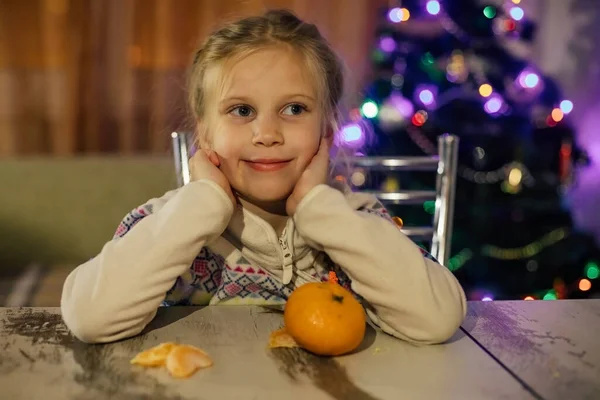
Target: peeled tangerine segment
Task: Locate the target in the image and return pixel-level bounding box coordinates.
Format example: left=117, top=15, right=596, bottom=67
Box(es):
left=165, top=344, right=214, bottom=378
left=130, top=342, right=177, bottom=367
left=268, top=327, right=299, bottom=349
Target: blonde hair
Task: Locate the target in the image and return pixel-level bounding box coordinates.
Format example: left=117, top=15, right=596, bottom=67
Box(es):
left=188, top=9, right=344, bottom=137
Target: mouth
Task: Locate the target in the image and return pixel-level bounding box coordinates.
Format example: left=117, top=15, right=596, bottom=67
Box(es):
left=244, top=159, right=292, bottom=172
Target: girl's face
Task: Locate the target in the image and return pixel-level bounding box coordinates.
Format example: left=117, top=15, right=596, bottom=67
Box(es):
left=201, top=47, right=325, bottom=204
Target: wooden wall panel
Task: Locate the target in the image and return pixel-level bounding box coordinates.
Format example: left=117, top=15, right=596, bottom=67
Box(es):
left=0, top=0, right=387, bottom=156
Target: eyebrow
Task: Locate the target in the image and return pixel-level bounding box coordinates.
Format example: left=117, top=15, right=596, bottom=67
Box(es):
left=219, top=94, right=316, bottom=105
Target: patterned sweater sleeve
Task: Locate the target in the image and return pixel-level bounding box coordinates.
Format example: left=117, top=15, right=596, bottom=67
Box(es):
left=60, top=180, right=233, bottom=344
left=293, top=184, right=467, bottom=344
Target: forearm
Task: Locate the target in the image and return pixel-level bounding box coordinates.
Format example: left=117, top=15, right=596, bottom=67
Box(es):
left=294, top=185, right=466, bottom=344
left=61, top=180, right=233, bottom=343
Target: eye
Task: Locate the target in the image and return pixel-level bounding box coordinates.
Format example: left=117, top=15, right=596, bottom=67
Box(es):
left=282, top=103, right=307, bottom=116
left=230, top=105, right=254, bottom=117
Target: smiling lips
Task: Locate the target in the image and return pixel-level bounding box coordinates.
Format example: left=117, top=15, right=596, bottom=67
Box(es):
left=245, top=159, right=291, bottom=172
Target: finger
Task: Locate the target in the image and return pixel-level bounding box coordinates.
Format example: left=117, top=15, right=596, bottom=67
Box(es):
left=210, top=151, right=221, bottom=167
left=204, top=149, right=220, bottom=167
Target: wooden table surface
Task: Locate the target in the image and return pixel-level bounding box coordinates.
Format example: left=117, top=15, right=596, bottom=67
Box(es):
left=0, top=300, right=598, bottom=400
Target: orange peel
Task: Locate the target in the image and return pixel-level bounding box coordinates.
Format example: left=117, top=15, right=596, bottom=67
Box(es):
left=131, top=342, right=213, bottom=378
left=268, top=327, right=299, bottom=349
left=165, top=344, right=213, bottom=378
left=130, top=342, right=177, bottom=367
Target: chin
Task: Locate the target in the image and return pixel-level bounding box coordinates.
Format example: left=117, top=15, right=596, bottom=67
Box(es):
left=239, top=184, right=294, bottom=204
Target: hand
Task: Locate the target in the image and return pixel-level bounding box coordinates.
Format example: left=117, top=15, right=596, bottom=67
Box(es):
left=189, top=149, right=236, bottom=206
left=286, top=138, right=330, bottom=216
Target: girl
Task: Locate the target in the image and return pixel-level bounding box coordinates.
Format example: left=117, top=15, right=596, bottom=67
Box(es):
left=61, top=9, right=466, bottom=345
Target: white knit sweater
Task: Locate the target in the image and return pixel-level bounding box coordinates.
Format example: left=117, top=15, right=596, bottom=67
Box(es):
left=61, top=180, right=466, bottom=344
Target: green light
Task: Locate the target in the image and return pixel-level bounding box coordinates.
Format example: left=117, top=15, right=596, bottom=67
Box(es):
left=585, top=261, right=600, bottom=279
left=371, top=49, right=385, bottom=63
left=543, top=291, right=557, bottom=300
left=423, top=200, right=435, bottom=214
left=422, top=52, right=435, bottom=66
left=483, top=6, right=496, bottom=19
left=361, top=101, right=379, bottom=118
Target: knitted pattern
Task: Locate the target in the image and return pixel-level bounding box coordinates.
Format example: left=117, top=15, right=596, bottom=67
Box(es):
left=112, top=198, right=437, bottom=306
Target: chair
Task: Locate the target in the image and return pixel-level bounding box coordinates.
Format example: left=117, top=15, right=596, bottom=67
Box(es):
left=349, top=134, right=459, bottom=266
left=171, top=132, right=458, bottom=266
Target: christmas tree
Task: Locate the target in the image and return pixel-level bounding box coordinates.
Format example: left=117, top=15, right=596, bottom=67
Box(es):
left=339, top=0, right=599, bottom=300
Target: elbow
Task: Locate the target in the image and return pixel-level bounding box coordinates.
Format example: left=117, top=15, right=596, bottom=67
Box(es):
left=61, top=303, right=108, bottom=344
left=61, top=304, right=147, bottom=344
left=377, top=292, right=466, bottom=345
left=419, top=309, right=464, bottom=344
left=61, top=290, right=148, bottom=344
left=414, top=292, right=467, bottom=344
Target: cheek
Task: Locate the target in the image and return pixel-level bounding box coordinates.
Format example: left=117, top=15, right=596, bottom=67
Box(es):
left=210, top=124, right=241, bottom=159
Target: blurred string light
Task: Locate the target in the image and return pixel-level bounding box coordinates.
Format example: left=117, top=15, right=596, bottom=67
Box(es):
left=509, top=6, right=524, bottom=21
left=484, top=95, right=504, bottom=115
left=423, top=200, right=435, bottom=214
left=543, top=291, right=557, bottom=300
left=388, top=7, right=410, bottom=23
left=483, top=6, right=496, bottom=19
left=517, top=69, right=540, bottom=89
left=446, top=51, right=468, bottom=83
left=411, top=110, right=428, bottom=126
left=426, top=0, right=441, bottom=16
left=579, top=279, right=592, bottom=291
left=379, top=36, right=396, bottom=53
left=585, top=261, right=600, bottom=279
left=524, top=296, right=534, bottom=300
left=446, top=248, right=473, bottom=272
left=361, top=100, right=378, bottom=118
left=418, top=89, right=435, bottom=107
left=381, top=176, right=400, bottom=192
left=350, top=169, right=366, bottom=187
left=376, top=7, right=573, bottom=129
left=378, top=94, right=413, bottom=130
left=405, top=126, right=536, bottom=186
left=481, top=228, right=569, bottom=260
left=479, top=83, right=493, bottom=97
left=338, top=123, right=366, bottom=148
left=551, top=108, right=564, bottom=122
left=560, top=100, right=574, bottom=114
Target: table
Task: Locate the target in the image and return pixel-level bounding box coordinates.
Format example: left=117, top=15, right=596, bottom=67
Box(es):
left=0, top=301, right=598, bottom=400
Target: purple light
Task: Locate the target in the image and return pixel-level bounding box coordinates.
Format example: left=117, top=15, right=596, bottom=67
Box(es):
left=482, top=296, right=493, bottom=302
left=518, top=70, right=540, bottom=89
left=390, top=93, right=414, bottom=118
left=509, top=7, right=524, bottom=21
left=418, top=89, right=435, bottom=106
left=426, top=0, right=441, bottom=15
left=388, top=8, right=402, bottom=23
left=560, top=100, right=574, bottom=114
left=379, top=37, right=396, bottom=53
left=339, top=123, right=365, bottom=147
left=484, top=95, right=503, bottom=114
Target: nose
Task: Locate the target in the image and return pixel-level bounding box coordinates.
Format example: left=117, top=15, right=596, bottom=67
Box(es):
left=252, top=115, right=283, bottom=147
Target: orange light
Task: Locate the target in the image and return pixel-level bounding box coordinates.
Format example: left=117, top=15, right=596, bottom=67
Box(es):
left=579, top=279, right=592, bottom=291
left=400, top=8, right=410, bottom=22
left=524, top=296, right=534, bottom=301
left=551, top=108, right=564, bottom=122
